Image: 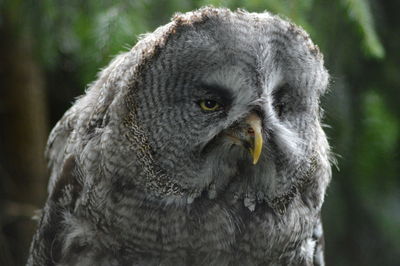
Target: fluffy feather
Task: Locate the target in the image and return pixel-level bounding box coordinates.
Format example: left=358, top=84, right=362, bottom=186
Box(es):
left=28, top=7, right=332, bottom=266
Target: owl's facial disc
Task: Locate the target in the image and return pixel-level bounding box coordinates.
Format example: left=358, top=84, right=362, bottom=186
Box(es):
left=224, top=113, right=263, bottom=165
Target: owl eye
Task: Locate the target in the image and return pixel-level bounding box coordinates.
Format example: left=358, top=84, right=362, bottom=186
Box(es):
left=199, top=100, right=221, bottom=111
left=272, top=83, right=289, bottom=118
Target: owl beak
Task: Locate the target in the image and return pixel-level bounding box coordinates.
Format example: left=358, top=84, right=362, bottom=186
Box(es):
left=245, top=113, right=263, bottom=165
left=224, top=113, right=264, bottom=165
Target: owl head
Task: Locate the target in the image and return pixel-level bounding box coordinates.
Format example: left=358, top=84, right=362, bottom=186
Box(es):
left=76, top=7, right=329, bottom=208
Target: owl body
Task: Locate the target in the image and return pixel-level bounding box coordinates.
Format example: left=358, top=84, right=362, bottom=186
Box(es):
left=28, top=7, right=331, bottom=266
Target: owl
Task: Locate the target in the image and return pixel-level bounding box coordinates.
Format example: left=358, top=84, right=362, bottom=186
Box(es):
left=28, top=7, right=331, bottom=266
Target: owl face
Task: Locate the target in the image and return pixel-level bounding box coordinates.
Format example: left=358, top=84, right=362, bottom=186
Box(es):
left=130, top=10, right=328, bottom=200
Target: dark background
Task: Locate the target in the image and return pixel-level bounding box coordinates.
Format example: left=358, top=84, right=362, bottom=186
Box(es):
left=1, top=0, right=399, bottom=265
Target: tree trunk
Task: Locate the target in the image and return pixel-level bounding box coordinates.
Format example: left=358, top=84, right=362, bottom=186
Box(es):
left=0, top=12, right=49, bottom=266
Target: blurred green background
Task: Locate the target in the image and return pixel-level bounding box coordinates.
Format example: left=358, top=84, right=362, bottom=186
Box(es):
left=0, top=0, right=399, bottom=265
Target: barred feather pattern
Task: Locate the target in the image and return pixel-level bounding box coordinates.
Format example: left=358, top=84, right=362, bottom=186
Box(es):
left=28, top=7, right=332, bottom=266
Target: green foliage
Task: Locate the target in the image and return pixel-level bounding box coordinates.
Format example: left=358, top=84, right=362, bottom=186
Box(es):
left=356, top=91, right=399, bottom=193
left=341, top=0, right=385, bottom=58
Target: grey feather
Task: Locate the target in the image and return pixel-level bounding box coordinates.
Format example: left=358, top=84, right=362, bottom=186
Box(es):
left=28, top=7, right=332, bottom=266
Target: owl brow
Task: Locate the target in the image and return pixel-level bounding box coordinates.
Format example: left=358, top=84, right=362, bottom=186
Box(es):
left=199, top=83, right=234, bottom=106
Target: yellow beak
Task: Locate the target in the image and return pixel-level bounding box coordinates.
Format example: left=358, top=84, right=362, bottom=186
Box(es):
left=245, top=113, right=263, bottom=165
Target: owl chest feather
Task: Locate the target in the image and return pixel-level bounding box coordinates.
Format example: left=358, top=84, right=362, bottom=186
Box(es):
left=63, top=185, right=316, bottom=265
